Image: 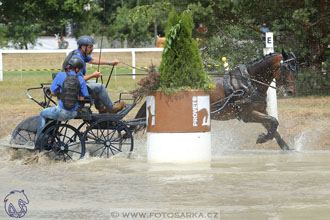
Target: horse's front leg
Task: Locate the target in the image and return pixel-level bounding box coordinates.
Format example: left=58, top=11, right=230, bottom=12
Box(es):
left=255, top=113, right=279, bottom=144
left=241, top=108, right=275, bottom=142
left=273, top=131, right=289, bottom=150
left=248, top=110, right=289, bottom=150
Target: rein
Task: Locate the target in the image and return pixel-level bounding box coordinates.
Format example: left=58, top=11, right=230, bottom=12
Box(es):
left=249, top=78, right=277, bottom=89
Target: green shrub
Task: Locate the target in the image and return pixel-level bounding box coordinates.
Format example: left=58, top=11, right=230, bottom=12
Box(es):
left=158, top=9, right=212, bottom=91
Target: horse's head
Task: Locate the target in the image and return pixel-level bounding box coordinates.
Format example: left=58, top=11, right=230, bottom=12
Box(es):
left=250, top=51, right=296, bottom=96
left=276, top=49, right=297, bottom=96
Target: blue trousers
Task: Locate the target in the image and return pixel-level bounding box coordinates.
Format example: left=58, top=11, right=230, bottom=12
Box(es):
left=87, top=82, right=113, bottom=110
left=36, top=105, right=77, bottom=142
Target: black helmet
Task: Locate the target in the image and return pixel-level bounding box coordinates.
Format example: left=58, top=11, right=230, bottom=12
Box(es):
left=77, top=35, right=94, bottom=47
left=68, top=57, right=84, bottom=69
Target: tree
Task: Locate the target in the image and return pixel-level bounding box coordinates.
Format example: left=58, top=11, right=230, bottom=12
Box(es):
left=186, top=0, right=329, bottom=71
left=108, top=1, right=171, bottom=47
left=159, top=9, right=211, bottom=90
left=0, top=0, right=43, bottom=49
left=0, top=0, right=99, bottom=49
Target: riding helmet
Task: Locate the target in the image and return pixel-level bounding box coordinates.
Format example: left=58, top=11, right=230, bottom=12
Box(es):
left=68, top=57, right=84, bottom=69
left=77, top=35, right=94, bottom=46
left=221, top=57, right=227, bottom=62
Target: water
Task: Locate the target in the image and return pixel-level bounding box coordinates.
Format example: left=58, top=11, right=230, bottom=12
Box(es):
left=1, top=121, right=330, bottom=220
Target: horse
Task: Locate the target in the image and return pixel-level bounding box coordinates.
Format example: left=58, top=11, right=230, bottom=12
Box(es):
left=133, top=51, right=296, bottom=150
left=209, top=51, right=296, bottom=150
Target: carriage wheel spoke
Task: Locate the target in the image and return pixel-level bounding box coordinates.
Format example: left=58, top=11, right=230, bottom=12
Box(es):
left=108, top=145, right=116, bottom=155
left=62, top=126, right=69, bottom=142
left=67, top=149, right=82, bottom=155
left=89, top=144, right=106, bottom=155
left=100, top=146, right=106, bottom=157
left=65, top=152, right=73, bottom=160
left=17, top=132, right=28, bottom=142
left=108, top=129, right=116, bottom=140
left=109, top=144, right=122, bottom=153
left=87, top=131, right=104, bottom=143
left=62, top=151, right=67, bottom=162
left=97, top=126, right=107, bottom=140
left=51, top=152, right=59, bottom=160
left=44, top=149, right=55, bottom=155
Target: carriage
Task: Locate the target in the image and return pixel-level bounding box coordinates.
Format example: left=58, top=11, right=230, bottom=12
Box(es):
left=8, top=82, right=146, bottom=162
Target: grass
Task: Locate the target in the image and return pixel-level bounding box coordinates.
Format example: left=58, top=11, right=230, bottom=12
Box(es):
left=1, top=67, right=146, bottom=103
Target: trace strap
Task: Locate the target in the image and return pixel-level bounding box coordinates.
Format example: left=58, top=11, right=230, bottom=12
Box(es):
left=211, top=89, right=245, bottom=114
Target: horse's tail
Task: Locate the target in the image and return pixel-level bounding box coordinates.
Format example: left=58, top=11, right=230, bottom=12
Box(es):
left=129, top=101, right=147, bottom=133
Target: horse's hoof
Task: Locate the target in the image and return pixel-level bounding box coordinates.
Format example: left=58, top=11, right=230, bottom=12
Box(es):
left=256, top=133, right=267, bottom=144
left=280, top=142, right=290, bottom=151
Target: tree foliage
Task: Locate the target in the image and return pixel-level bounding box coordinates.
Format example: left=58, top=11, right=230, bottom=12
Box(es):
left=108, top=1, right=171, bottom=47
left=186, top=0, right=329, bottom=70
left=0, top=0, right=328, bottom=76
left=0, top=0, right=99, bottom=48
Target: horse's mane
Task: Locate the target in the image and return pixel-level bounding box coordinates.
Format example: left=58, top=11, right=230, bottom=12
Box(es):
left=246, top=52, right=281, bottom=75
left=247, top=52, right=280, bottom=67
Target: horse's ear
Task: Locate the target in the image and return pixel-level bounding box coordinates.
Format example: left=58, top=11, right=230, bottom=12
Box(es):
left=282, top=48, right=288, bottom=60
left=290, top=51, right=296, bottom=59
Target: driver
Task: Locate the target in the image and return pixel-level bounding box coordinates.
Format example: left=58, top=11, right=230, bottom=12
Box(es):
left=62, top=35, right=124, bottom=113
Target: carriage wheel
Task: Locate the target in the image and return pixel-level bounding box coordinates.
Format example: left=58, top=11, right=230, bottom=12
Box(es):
left=10, top=129, right=36, bottom=146
left=39, top=124, right=85, bottom=161
left=83, top=119, right=133, bottom=158
left=75, top=121, right=92, bottom=139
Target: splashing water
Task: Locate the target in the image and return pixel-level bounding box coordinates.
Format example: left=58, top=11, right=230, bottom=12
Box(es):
left=293, top=126, right=324, bottom=152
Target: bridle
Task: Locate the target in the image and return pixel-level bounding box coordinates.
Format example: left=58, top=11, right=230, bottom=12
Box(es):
left=246, top=54, right=296, bottom=90
left=279, top=56, right=297, bottom=85
left=247, top=60, right=282, bottom=90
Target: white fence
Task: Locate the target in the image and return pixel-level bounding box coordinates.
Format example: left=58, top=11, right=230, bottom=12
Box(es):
left=0, top=48, right=164, bottom=81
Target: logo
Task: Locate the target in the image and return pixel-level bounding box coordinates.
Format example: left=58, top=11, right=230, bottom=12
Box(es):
left=4, top=190, right=29, bottom=218
left=147, top=96, right=155, bottom=127
left=192, top=96, right=210, bottom=127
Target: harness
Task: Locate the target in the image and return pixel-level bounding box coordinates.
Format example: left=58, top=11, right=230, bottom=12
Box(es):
left=212, top=63, right=276, bottom=120
left=223, top=70, right=233, bottom=96
left=212, top=53, right=295, bottom=120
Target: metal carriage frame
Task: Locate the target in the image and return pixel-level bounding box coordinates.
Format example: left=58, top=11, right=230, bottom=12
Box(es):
left=10, top=83, right=145, bottom=162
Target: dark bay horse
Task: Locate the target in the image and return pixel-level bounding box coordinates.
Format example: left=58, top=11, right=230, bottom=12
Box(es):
left=134, top=52, right=295, bottom=150
left=210, top=52, right=292, bottom=150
